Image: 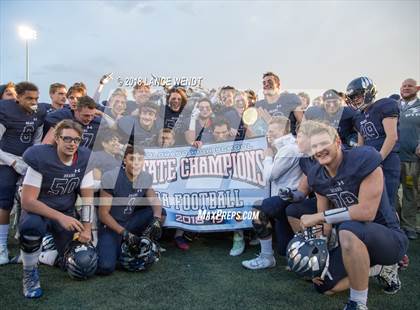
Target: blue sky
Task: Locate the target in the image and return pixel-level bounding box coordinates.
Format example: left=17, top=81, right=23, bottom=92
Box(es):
left=0, top=0, right=419, bottom=102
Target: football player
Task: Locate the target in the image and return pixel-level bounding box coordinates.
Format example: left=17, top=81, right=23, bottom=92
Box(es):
left=301, top=123, right=408, bottom=310
left=346, top=77, right=400, bottom=209
left=242, top=116, right=302, bottom=269
left=43, top=96, right=102, bottom=150
left=255, top=72, right=303, bottom=135
left=19, top=120, right=95, bottom=298
left=0, top=82, right=17, bottom=100
left=0, top=82, right=47, bottom=265
left=46, top=83, right=67, bottom=113
left=97, top=144, right=164, bottom=275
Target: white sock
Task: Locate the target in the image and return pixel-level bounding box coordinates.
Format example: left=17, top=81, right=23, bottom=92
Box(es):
left=175, top=229, right=184, bottom=238
left=350, top=288, right=368, bottom=306
left=0, top=224, right=9, bottom=246
left=259, top=237, right=273, bottom=256
left=21, top=235, right=41, bottom=268
left=369, top=265, right=382, bottom=277
left=21, top=249, right=41, bottom=268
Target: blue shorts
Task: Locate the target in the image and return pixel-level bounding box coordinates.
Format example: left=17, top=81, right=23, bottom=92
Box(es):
left=314, top=220, right=408, bottom=293
left=0, top=165, right=19, bottom=211
left=97, top=207, right=157, bottom=275
left=285, top=197, right=317, bottom=219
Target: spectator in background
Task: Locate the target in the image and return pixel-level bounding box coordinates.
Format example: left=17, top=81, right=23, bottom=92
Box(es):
left=185, top=98, right=214, bottom=147
left=0, top=82, right=17, bottom=100
left=398, top=78, right=420, bottom=240
left=156, top=128, right=176, bottom=148
left=245, top=89, right=257, bottom=107
left=312, top=96, right=323, bottom=107
left=127, top=83, right=152, bottom=115
left=47, top=83, right=67, bottom=113
left=104, top=88, right=127, bottom=121
left=161, top=87, right=190, bottom=145
left=298, top=92, right=310, bottom=110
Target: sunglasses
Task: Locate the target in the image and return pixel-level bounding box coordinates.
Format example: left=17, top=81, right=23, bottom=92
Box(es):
left=60, top=136, right=82, bottom=144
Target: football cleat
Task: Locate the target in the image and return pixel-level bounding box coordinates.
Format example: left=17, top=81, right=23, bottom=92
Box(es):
left=376, top=264, right=401, bottom=294
left=39, top=250, right=58, bottom=266
left=23, top=267, right=42, bottom=298
left=343, top=300, right=368, bottom=310
left=0, top=245, right=9, bottom=265
left=242, top=254, right=276, bottom=270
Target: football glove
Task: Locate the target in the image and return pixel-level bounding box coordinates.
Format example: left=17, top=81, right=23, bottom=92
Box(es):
left=143, top=217, right=162, bottom=241
left=122, top=229, right=140, bottom=247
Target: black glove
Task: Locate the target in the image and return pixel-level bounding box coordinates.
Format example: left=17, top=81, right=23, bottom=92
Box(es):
left=143, top=217, right=162, bottom=241
left=278, top=188, right=305, bottom=203
left=122, top=229, right=139, bottom=246
left=278, top=187, right=294, bottom=202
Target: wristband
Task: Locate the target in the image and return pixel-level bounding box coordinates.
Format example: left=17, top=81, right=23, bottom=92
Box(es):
left=81, top=204, right=94, bottom=223
left=323, top=207, right=351, bottom=224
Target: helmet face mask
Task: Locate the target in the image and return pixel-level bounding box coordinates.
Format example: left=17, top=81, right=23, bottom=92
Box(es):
left=65, top=241, right=98, bottom=280
left=286, top=228, right=329, bottom=279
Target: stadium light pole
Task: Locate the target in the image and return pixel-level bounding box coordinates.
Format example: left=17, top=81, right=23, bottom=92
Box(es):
left=18, top=26, right=37, bottom=81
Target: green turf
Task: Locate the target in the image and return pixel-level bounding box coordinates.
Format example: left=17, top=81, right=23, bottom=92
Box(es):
left=1, top=235, right=419, bottom=310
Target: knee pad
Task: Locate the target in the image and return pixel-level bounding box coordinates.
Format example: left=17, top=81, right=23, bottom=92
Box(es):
left=252, top=211, right=272, bottom=239
left=19, top=235, right=41, bottom=253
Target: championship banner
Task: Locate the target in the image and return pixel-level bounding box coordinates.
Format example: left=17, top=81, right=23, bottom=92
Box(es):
left=144, top=137, right=269, bottom=232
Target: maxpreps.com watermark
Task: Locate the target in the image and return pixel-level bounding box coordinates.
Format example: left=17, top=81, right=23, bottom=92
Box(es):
left=197, top=209, right=259, bottom=222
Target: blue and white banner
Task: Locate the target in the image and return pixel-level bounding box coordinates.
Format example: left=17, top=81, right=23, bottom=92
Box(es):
left=144, top=137, right=269, bottom=232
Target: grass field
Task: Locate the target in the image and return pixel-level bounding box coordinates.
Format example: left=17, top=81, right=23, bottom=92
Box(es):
left=1, top=232, right=419, bottom=310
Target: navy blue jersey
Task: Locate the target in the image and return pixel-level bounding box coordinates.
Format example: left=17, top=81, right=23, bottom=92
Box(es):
left=161, top=105, right=190, bottom=145
left=45, top=108, right=101, bottom=149
left=307, top=146, right=400, bottom=229
left=0, top=100, right=47, bottom=156
left=88, top=150, right=121, bottom=174
left=117, top=115, right=159, bottom=147
left=299, top=156, right=318, bottom=176
left=353, top=98, right=400, bottom=152
left=101, top=167, right=153, bottom=224
left=255, top=92, right=301, bottom=134
left=23, top=144, right=92, bottom=213
left=305, top=106, right=358, bottom=146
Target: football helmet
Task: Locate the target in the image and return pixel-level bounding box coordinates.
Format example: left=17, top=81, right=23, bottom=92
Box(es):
left=345, top=77, right=377, bottom=111
left=64, top=241, right=98, bottom=280
left=119, top=236, right=159, bottom=272
left=286, top=227, right=329, bottom=279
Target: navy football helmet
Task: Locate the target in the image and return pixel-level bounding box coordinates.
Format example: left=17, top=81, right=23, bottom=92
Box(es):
left=65, top=241, right=98, bottom=280
left=119, top=236, right=159, bottom=272
left=345, top=77, right=377, bottom=111
left=286, top=227, right=329, bottom=279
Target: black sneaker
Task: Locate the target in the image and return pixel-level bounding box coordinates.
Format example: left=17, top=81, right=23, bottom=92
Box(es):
left=376, top=264, right=401, bottom=294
